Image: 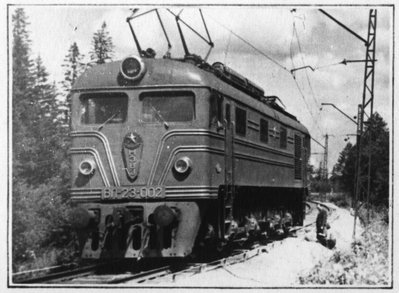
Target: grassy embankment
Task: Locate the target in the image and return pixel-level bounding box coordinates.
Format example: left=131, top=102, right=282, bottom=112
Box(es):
left=299, top=193, right=390, bottom=285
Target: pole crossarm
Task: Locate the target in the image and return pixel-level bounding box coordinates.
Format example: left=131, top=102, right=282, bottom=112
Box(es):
left=341, top=58, right=377, bottom=65
left=311, top=136, right=325, bottom=149
left=319, top=9, right=368, bottom=45
left=321, top=103, right=358, bottom=125
left=290, top=65, right=315, bottom=74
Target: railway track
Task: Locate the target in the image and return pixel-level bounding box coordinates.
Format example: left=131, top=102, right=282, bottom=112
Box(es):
left=64, top=265, right=173, bottom=284
left=13, top=200, right=336, bottom=285
left=305, top=200, right=338, bottom=225
left=12, top=261, right=117, bottom=284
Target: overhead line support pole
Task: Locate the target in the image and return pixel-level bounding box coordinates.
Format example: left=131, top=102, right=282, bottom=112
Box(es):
left=323, top=134, right=329, bottom=181
left=353, top=9, right=377, bottom=238
left=319, top=9, right=377, bottom=238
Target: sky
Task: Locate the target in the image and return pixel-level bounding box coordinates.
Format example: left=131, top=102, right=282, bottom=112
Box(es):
left=10, top=4, right=393, bottom=173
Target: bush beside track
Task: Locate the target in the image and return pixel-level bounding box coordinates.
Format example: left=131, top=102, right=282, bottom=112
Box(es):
left=299, top=204, right=390, bottom=285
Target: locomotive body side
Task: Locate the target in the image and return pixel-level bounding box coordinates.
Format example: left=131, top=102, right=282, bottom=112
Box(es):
left=69, top=57, right=310, bottom=259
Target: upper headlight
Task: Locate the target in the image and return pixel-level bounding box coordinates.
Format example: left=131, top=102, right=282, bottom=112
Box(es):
left=120, top=55, right=146, bottom=81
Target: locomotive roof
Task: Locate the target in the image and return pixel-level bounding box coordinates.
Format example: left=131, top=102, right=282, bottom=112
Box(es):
left=72, top=58, right=309, bottom=135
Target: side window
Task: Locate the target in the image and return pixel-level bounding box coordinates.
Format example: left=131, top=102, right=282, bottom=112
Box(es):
left=217, top=96, right=223, bottom=123
left=280, top=127, right=287, bottom=149
left=225, top=103, right=231, bottom=124
left=235, top=107, right=247, bottom=136
left=209, top=93, right=223, bottom=127
left=260, top=119, right=268, bottom=143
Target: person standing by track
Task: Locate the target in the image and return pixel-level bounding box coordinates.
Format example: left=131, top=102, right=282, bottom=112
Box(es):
left=316, top=204, right=336, bottom=249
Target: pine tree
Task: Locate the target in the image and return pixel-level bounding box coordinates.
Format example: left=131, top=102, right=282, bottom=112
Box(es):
left=33, top=56, right=58, bottom=117
left=29, top=56, right=65, bottom=185
left=361, top=113, right=389, bottom=205
left=12, top=8, right=32, bottom=97
left=12, top=7, right=38, bottom=266
left=12, top=8, right=35, bottom=180
left=13, top=55, right=58, bottom=185
left=12, top=9, right=73, bottom=269
left=331, top=143, right=355, bottom=193
left=333, top=113, right=389, bottom=206
left=60, top=42, right=84, bottom=125
left=61, top=42, right=84, bottom=92
left=90, top=21, right=114, bottom=64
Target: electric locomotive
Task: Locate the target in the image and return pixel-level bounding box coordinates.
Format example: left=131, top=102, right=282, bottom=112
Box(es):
left=69, top=52, right=310, bottom=259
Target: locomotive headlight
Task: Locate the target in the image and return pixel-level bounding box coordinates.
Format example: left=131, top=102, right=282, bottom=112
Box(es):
left=174, top=156, right=192, bottom=174
left=120, top=55, right=146, bottom=81
left=79, top=159, right=96, bottom=176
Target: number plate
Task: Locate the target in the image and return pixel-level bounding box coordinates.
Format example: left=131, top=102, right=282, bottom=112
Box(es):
left=101, top=186, right=165, bottom=200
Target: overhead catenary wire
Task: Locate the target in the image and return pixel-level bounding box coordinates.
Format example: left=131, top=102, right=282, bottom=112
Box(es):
left=292, top=76, right=324, bottom=138
left=311, top=136, right=325, bottom=149
left=292, top=21, right=321, bottom=114
left=209, top=11, right=328, bottom=145
left=289, top=12, right=328, bottom=142
left=223, top=31, right=232, bottom=64
left=210, top=13, right=321, bottom=133
left=289, top=21, right=322, bottom=139
left=289, top=18, right=324, bottom=138
left=289, top=21, right=296, bottom=70
left=207, top=15, right=290, bottom=73
left=314, top=61, right=343, bottom=70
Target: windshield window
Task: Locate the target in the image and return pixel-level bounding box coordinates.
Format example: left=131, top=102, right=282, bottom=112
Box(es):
left=140, top=91, right=195, bottom=123
left=80, top=93, right=128, bottom=124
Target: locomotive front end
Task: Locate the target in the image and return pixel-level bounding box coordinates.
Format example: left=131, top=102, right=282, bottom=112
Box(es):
left=69, top=56, right=216, bottom=259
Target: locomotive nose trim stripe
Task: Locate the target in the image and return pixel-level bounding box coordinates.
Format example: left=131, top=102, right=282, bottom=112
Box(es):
left=149, top=129, right=223, bottom=185
left=71, top=131, right=120, bottom=186
left=69, top=147, right=110, bottom=186
left=70, top=186, right=219, bottom=201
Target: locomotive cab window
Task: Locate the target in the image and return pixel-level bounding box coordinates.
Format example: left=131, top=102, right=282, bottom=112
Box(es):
left=235, top=107, right=247, bottom=136
left=140, top=91, right=195, bottom=123
left=280, top=127, right=287, bottom=149
left=80, top=93, right=128, bottom=124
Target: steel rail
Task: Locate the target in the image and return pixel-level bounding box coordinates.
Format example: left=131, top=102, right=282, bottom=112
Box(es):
left=12, top=263, right=78, bottom=283
left=14, top=262, right=107, bottom=284
left=66, top=265, right=172, bottom=284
